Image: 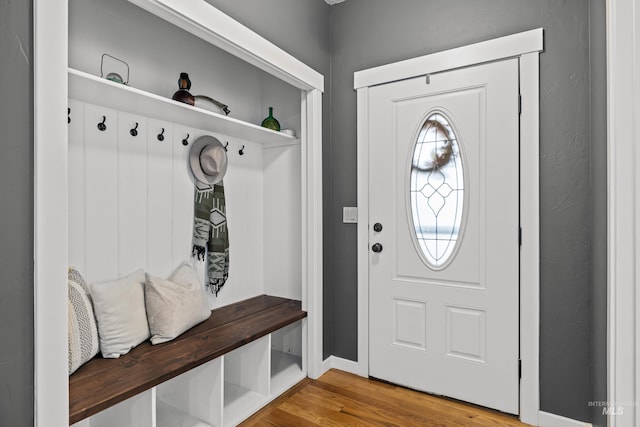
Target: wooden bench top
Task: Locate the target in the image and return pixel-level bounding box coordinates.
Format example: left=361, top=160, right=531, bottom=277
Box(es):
left=69, top=295, right=307, bottom=425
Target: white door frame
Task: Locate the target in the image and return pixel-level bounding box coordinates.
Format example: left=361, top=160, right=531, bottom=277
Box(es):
left=607, top=0, right=640, bottom=426
left=33, top=1, right=324, bottom=426
left=355, top=29, right=543, bottom=426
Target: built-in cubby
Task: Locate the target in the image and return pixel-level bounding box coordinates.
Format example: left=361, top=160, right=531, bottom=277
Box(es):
left=271, top=320, right=305, bottom=397
left=71, top=389, right=156, bottom=427
left=156, top=357, right=224, bottom=427
left=69, top=296, right=308, bottom=427
left=62, top=1, right=322, bottom=426
left=223, top=337, right=270, bottom=426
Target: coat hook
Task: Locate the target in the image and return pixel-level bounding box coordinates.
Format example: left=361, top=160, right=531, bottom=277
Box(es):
left=68, top=108, right=71, bottom=124
left=223, top=142, right=229, bottom=151
left=239, top=145, right=245, bottom=156
left=182, top=133, right=190, bottom=146
left=130, top=122, right=139, bottom=137
left=157, top=128, right=165, bottom=141
left=97, top=116, right=107, bottom=131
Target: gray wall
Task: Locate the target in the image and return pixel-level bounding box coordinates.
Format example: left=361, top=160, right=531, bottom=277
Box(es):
left=6, top=0, right=607, bottom=424
left=590, top=0, right=608, bottom=425
left=0, top=0, right=34, bottom=426
left=328, top=0, right=605, bottom=423
left=200, top=0, right=335, bottom=362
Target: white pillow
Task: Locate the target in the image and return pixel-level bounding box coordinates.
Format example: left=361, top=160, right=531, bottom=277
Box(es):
left=145, top=262, right=211, bottom=345
left=90, top=269, right=150, bottom=358
left=68, top=277, right=100, bottom=374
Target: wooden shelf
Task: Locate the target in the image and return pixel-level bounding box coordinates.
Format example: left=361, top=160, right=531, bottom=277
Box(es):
left=68, top=68, right=299, bottom=148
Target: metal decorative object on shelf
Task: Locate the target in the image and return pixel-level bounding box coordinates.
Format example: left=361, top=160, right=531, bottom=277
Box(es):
left=100, top=53, right=129, bottom=85
left=194, top=95, right=231, bottom=116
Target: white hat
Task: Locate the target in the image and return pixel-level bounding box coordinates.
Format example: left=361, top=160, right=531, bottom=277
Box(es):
left=189, top=135, right=228, bottom=185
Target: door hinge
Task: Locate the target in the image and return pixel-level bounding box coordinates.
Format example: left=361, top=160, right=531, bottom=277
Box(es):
left=518, top=94, right=522, bottom=115
left=519, top=359, right=522, bottom=379
left=519, top=227, right=522, bottom=246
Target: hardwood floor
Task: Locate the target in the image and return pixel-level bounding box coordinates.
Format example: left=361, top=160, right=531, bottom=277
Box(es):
left=241, top=369, right=532, bottom=427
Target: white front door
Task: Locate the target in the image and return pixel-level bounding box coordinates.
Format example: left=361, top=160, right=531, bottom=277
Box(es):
left=368, top=59, right=520, bottom=414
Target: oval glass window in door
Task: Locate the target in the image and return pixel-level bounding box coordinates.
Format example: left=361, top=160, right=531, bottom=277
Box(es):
left=410, top=112, right=465, bottom=268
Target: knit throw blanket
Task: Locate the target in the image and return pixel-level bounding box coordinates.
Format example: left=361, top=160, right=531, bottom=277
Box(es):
left=192, top=181, right=230, bottom=295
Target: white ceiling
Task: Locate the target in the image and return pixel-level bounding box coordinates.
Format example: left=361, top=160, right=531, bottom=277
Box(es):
left=324, top=0, right=346, bottom=5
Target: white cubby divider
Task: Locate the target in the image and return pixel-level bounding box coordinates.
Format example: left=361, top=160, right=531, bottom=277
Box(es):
left=89, top=388, right=156, bottom=427
left=223, top=336, right=270, bottom=427
left=270, top=320, right=305, bottom=397
left=156, top=358, right=224, bottom=427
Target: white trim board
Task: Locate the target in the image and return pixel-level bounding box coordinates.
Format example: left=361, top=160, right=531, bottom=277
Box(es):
left=538, top=411, right=593, bottom=427
left=355, top=29, right=543, bottom=426
left=34, top=0, right=69, bottom=426
left=607, top=0, right=640, bottom=426
left=354, top=28, right=543, bottom=89
left=128, top=0, right=324, bottom=92
left=321, top=356, right=360, bottom=375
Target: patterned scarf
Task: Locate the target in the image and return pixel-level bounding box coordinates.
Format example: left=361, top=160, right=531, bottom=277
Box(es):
left=192, top=181, right=230, bottom=295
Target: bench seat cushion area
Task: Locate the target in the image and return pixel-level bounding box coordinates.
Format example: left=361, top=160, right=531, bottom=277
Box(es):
left=69, top=295, right=307, bottom=425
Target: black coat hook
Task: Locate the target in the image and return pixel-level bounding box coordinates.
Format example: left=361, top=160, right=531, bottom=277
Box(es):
left=130, top=122, right=139, bottom=137
left=97, top=116, right=107, bottom=131
left=68, top=108, right=71, bottom=124
left=182, top=133, right=190, bottom=146
left=239, top=145, right=245, bottom=156
left=157, top=128, right=165, bottom=141
left=223, top=142, right=229, bottom=151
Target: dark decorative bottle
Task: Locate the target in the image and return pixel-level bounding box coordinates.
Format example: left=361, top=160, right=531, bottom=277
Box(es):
left=261, top=106, right=280, bottom=131
left=172, top=72, right=195, bottom=106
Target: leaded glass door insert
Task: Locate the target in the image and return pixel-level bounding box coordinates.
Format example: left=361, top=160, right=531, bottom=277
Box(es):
left=410, top=112, right=465, bottom=269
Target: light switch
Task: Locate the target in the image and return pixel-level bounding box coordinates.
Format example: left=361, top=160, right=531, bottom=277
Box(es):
left=343, top=207, right=358, bottom=224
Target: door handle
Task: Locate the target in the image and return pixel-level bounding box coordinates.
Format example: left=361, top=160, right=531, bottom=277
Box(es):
left=373, top=222, right=383, bottom=232
left=372, top=243, right=383, bottom=253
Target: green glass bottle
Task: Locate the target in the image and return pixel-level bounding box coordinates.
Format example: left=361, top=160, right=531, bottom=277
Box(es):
left=261, top=106, right=280, bottom=131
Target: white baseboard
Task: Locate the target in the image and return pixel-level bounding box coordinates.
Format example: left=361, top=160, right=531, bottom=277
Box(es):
left=321, top=355, right=360, bottom=375
left=538, top=411, right=592, bottom=427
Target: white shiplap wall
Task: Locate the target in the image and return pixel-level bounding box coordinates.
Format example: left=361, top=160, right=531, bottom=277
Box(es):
left=67, top=99, right=301, bottom=309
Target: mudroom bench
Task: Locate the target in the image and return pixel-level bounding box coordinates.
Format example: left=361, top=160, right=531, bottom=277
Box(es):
left=69, top=295, right=307, bottom=426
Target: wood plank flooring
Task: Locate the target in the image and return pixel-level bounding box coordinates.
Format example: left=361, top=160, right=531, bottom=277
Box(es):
left=241, top=369, right=532, bottom=427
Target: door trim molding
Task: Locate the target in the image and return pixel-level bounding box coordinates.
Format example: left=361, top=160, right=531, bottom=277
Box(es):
left=355, top=29, right=543, bottom=426
left=34, top=0, right=69, bottom=426
left=606, top=0, right=640, bottom=425
left=354, top=28, right=543, bottom=90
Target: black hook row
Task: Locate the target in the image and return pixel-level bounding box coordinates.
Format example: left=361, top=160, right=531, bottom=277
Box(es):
left=79, top=112, right=246, bottom=154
